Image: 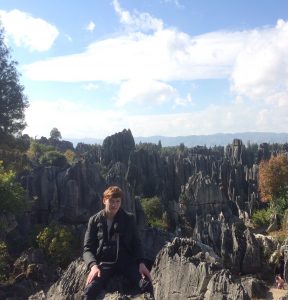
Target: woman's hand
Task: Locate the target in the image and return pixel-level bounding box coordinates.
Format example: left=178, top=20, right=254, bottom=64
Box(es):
left=139, top=263, right=152, bottom=281
left=86, top=265, right=101, bottom=286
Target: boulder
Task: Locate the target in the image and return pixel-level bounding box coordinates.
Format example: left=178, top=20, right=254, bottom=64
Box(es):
left=151, top=237, right=251, bottom=300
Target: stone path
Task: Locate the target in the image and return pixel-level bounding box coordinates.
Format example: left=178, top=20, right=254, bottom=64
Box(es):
left=265, top=286, right=287, bottom=299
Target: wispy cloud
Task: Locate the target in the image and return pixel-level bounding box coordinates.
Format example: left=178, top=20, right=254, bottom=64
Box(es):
left=0, top=9, right=59, bottom=51
left=7, top=2, right=288, bottom=136
left=161, top=0, right=184, bottom=9
left=112, top=0, right=163, bottom=32
left=23, top=28, right=243, bottom=82
left=22, top=13, right=288, bottom=111
left=23, top=96, right=288, bottom=139
left=85, top=21, right=95, bottom=32
left=115, top=79, right=177, bottom=107
left=82, top=83, right=99, bottom=91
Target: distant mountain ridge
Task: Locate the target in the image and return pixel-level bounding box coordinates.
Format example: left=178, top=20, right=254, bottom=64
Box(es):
left=69, top=132, right=288, bottom=147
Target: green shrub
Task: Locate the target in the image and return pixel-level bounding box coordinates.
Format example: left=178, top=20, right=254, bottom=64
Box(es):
left=36, top=223, right=76, bottom=267
left=40, top=150, right=67, bottom=167
left=0, top=161, right=26, bottom=215
left=140, top=197, right=168, bottom=230
left=0, top=241, right=10, bottom=281
left=27, top=141, right=54, bottom=161
left=252, top=208, right=273, bottom=227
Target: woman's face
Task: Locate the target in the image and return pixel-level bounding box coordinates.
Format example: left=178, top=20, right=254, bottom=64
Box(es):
left=103, top=197, right=121, bottom=217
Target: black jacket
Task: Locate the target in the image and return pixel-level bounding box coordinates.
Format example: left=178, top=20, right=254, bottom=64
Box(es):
left=83, top=208, right=144, bottom=270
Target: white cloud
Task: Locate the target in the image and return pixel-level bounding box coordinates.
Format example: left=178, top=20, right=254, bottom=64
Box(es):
left=0, top=9, right=59, bottom=51
left=85, top=21, right=95, bottom=32
left=65, top=34, right=73, bottom=42
left=23, top=95, right=288, bottom=139
left=82, top=83, right=99, bottom=91
left=24, top=99, right=126, bottom=139
left=115, top=79, right=177, bottom=107
left=20, top=5, right=288, bottom=114
left=13, top=0, right=288, bottom=134
left=23, top=28, right=244, bottom=82
left=112, top=0, right=163, bottom=32
left=174, top=93, right=193, bottom=107
left=162, top=0, right=183, bottom=8
left=231, top=19, right=288, bottom=107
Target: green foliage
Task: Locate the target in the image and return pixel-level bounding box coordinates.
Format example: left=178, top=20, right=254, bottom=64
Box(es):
left=27, top=141, right=54, bottom=162
left=0, top=241, right=11, bottom=281
left=0, top=148, right=29, bottom=173
left=27, top=141, right=67, bottom=167
left=136, top=142, right=160, bottom=152
left=39, top=150, right=67, bottom=167
left=36, top=223, right=76, bottom=267
left=252, top=208, right=273, bottom=227
left=0, top=161, right=26, bottom=215
left=274, top=196, right=288, bottom=220
left=96, top=162, right=108, bottom=178
left=0, top=26, right=28, bottom=140
left=140, top=197, right=168, bottom=230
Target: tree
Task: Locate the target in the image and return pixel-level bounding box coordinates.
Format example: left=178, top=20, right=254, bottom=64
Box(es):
left=0, top=241, right=11, bottom=281
left=0, top=161, right=26, bottom=215
left=140, top=196, right=168, bottom=230
left=50, top=127, right=62, bottom=140
left=64, top=149, right=77, bottom=165
left=40, top=150, right=67, bottom=167
left=0, top=26, right=28, bottom=140
left=27, top=140, right=54, bottom=162
left=36, top=223, right=77, bottom=267
left=258, top=154, right=288, bottom=203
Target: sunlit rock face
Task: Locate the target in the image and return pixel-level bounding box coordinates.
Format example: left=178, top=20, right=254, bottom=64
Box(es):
left=151, top=237, right=253, bottom=300
left=44, top=238, right=265, bottom=300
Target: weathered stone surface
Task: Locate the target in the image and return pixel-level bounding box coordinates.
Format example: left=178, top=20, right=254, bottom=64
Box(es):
left=0, top=212, right=17, bottom=240
left=43, top=238, right=259, bottom=300
left=13, top=248, right=46, bottom=277
left=38, top=136, right=74, bottom=153
left=102, top=129, right=135, bottom=167
left=4, top=133, right=281, bottom=300
left=151, top=237, right=251, bottom=300
left=240, top=276, right=268, bottom=299
left=46, top=258, right=152, bottom=300
left=177, top=172, right=264, bottom=276
left=139, top=227, right=174, bottom=261
left=46, top=258, right=86, bottom=300
left=0, top=278, right=40, bottom=300
left=204, top=270, right=249, bottom=300
left=25, top=160, right=106, bottom=224
left=241, top=229, right=261, bottom=274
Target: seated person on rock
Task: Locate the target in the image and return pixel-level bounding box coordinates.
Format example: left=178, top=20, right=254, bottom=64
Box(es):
left=83, top=186, right=153, bottom=299
left=275, top=274, right=285, bottom=289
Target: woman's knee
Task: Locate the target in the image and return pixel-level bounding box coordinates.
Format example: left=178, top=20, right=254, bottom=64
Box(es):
left=139, top=277, right=154, bottom=294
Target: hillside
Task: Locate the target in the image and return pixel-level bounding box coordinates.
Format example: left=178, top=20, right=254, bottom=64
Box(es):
left=69, top=132, right=288, bottom=147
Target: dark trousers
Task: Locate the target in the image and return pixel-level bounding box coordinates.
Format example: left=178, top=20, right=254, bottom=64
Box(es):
left=83, top=259, right=153, bottom=300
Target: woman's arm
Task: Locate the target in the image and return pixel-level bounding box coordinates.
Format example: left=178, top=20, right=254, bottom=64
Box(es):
left=83, top=216, right=99, bottom=270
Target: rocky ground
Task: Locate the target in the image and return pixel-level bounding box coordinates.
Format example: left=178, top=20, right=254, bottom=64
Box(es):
left=265, top=286, right=288, bottom=300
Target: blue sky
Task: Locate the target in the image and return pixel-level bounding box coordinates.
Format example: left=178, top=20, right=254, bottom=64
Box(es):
left=1, top=0, right=288, bottom=140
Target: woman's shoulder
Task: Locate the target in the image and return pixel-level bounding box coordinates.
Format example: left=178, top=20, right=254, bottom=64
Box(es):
left=89, top=209, right=106, bottom=222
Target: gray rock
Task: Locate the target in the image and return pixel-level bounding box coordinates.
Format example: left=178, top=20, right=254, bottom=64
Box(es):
left=151, top=237, right=250, bottom=300
left=102, top=129, right=135, bottom=167
left=240, top=276, right=268, bottom=299
left=46, top=258, right=86, bottom=300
